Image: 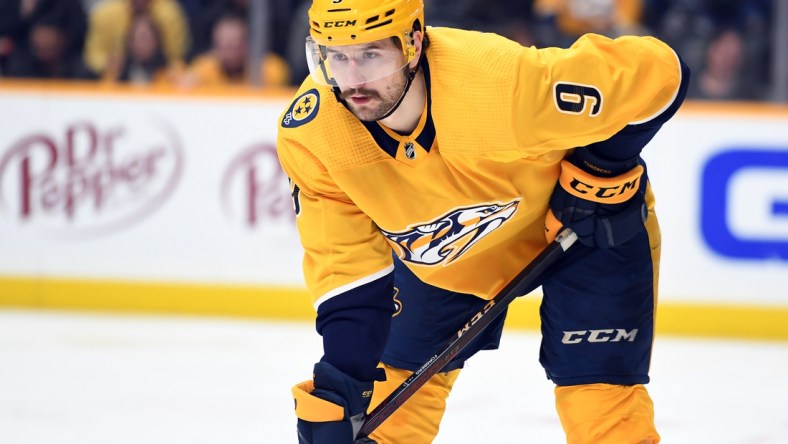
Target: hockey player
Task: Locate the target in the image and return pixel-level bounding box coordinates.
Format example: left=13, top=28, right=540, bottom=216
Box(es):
left=277, top=0, right=689, bottom=442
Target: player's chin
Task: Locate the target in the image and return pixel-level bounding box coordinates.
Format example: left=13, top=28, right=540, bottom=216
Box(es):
left=350, top=106, right=385, bottom=122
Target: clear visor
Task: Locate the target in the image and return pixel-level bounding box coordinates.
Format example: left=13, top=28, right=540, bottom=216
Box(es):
left=305, top=36, right=409, bottom=88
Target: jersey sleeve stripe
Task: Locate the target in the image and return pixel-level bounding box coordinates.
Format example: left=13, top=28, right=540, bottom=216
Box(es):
left=313, top=264, right=396, bottom=310
left=629, top=49, right=688, bottom=126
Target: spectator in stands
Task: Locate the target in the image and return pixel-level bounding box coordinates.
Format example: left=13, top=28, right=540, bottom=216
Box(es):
left=189, top=0, right=248, bottom=59
left=0, top=0, right=86, bottom=76
left=83, top=0, right=190, bottom=77
left=4, top=14, right=94, bottom=79
left=179, top=13, right=289, bottom=88
left=655, top=0, right=771, bottom=101
left=533, top=0, right=646, bottom=47
left=103, top=13, right=177, bottom=85
left=688, top=27, right=758, bottom=101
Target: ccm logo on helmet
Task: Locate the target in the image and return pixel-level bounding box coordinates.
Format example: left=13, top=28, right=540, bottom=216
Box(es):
left=561, top=328, right=638, bottom=344
left=324, top=20, right=357, bottom=27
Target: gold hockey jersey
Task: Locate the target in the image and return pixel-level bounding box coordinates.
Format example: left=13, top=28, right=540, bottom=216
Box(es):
left=277, top=27, right=683, bottom=307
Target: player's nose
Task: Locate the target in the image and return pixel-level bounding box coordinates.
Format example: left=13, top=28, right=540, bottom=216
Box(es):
left=343, top=60, right=369, bottom=87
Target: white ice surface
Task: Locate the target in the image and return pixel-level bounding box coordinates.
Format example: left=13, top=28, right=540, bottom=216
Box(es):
left=0, top=309, right=786, bottom=444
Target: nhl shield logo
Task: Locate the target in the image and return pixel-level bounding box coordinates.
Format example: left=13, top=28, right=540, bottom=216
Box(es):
left=282, top=89, right=320, bottom=128
left=404, top=142, right=416, bottom=159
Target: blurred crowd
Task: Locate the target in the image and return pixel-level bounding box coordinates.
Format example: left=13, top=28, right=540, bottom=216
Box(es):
left=0, top=0, right=779, bottom=101
left=0, top=0, right=292, bottom=88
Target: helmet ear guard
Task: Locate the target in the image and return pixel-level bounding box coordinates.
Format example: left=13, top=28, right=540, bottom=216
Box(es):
left=403, top=29, right=418, bottom=63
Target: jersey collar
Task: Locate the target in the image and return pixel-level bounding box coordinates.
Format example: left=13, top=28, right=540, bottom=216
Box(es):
left=361, top=57, right=435, bottom=160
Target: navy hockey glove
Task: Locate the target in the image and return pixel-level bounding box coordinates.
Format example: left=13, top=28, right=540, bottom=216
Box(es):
left=292, top=361, right=384, bottom=444
left=546, top=149, right=647, bottom=248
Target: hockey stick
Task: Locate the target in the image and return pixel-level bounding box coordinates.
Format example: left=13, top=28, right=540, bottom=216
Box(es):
left=357, top=227, right=578, bottom=438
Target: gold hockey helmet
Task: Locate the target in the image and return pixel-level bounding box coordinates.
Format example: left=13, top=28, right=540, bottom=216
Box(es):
left=306, top=0, right=424, bottom=87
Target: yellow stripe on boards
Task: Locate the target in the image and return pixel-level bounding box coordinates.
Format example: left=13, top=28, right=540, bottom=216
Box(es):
left=655, top=302, right=788, bottom=341
left=0, top=276, right=314, bottom=320
left=1, top=276, right=787, bottom=341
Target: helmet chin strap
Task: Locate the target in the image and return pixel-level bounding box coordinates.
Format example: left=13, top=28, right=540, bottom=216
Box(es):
left=377, top=64, right=419, bottom=120
left=332, top=61, right=421, bottom=121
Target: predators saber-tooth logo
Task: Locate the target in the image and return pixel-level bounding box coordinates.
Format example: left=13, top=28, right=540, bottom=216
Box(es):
left=381, top=200, right=520, bottom=266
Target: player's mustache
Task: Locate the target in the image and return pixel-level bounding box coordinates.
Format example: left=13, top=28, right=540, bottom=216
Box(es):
left=340, top=88, right=381, bottom=100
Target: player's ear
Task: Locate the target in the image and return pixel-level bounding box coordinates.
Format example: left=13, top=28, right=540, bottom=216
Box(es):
left=409, top=30, right=423, bottom=70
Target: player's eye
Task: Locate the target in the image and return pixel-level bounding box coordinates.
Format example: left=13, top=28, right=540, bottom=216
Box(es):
left=362, top=51, right=379, bottom=59
left=331, top=53, right=348, bottom=62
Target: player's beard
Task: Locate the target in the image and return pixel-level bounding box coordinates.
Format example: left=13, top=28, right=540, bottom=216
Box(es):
left=339, top=68, right=408, bottom=122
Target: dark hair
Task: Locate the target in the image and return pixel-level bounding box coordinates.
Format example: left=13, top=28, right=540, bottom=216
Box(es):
left=118, top=14, right=167, bottom=82
left=213, top=11, right=248, bottom=31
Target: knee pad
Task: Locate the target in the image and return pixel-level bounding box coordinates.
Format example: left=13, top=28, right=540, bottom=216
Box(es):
left=555, top=383, right=660, bottom=444
left=368, top=364, right=460, bottom=444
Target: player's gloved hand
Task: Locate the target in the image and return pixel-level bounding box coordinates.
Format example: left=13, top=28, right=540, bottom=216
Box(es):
left=545, top=149, right=647, bottom=248
left=293, top=361, right=384, bottom=444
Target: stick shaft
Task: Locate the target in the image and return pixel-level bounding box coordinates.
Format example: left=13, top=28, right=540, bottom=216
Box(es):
left=359, top=228, right=577, bottom=437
